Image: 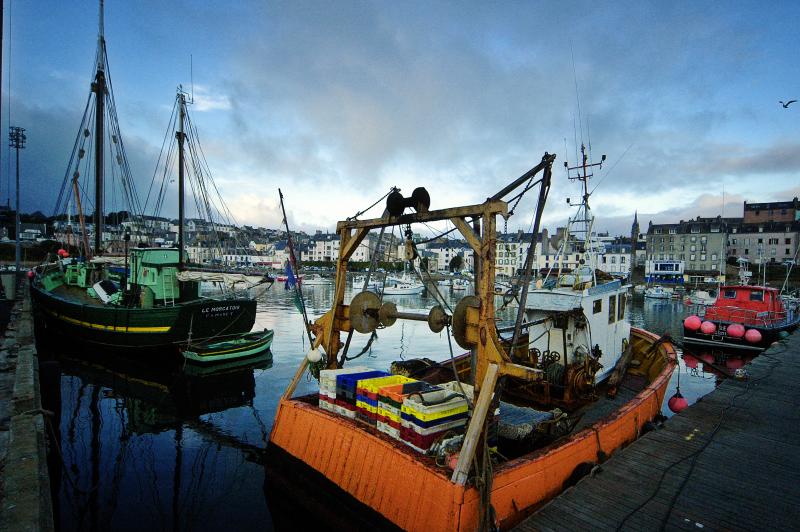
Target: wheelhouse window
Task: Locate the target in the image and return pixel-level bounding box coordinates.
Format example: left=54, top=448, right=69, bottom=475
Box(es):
left=608, top=296, right=616, bottom=324
left=724, top=289, right=737, bottom=299
left=618, top=294, right=626, bottom=320
left=593, top=299, right=602, bottom=314
left=749, top=291, right=764, bottom=302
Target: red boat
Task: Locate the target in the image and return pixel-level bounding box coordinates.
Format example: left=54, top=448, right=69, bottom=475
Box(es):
left=684, top=283, right=799, bottom=351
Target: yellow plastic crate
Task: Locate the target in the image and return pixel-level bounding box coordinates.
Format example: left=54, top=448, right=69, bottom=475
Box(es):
left=401, top=402, right=469, bottom=422
left=357, top=375, right=416, bottom=396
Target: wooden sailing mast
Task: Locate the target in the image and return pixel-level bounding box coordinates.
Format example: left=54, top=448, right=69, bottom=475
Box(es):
left=92, top=0, right=107, bottom=255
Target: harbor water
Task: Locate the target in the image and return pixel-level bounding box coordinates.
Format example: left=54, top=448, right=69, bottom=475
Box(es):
left=38, top=285, right=741, bottom=531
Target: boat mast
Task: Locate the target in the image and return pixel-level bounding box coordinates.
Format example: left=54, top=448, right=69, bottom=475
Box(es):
left=565, top=144, right=605, bottom=283
left=177, top=91, right=186, bottom=269
left=91, top=0, right=106, bottom=255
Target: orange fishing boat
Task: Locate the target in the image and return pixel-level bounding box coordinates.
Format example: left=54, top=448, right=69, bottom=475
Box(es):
left=269, top=152, right=677, bottom=530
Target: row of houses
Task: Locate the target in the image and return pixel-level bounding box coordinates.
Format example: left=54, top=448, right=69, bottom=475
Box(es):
left=645, top=198, right=799, bottom=284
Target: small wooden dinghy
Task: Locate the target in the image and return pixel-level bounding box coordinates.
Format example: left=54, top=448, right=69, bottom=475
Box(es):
left=180, top=328, right=273, bottom=365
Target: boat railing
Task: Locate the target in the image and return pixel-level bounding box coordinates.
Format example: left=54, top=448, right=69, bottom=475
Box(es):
left=694, top=305, right=792, bottom=328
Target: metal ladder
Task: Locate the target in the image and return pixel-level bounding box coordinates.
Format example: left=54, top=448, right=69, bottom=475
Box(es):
left=162, top=268, right=176, bottom=306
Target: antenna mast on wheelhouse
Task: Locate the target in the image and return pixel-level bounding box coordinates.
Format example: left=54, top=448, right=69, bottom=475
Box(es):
left=91, top=0, right=107, bottom=255
left=564, top=144, right=605, bottom=277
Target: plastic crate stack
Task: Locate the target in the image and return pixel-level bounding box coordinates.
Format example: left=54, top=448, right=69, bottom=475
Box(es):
left=376, top=380, right=441, bottom=439
left=355, top=375, right=413, bottom=424
left=318, top=366, right=370, bottom=413
left=401, top=382, right=474, bottom=453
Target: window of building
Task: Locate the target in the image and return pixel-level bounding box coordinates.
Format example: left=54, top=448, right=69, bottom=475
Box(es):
left=608, top=296, right=616, bottom=324
left=621, top=256, right=626, bottom=263
left=690, top=245, right=696, bottom=252
left=749, top=291, right=764, bottom=302
left=691, top=236, right=696, bottom=242
left=593, top=299, right=602, bottom=314
left=769, top=238, right=778, bottom=245
left=691, top=226, right=700, bottom=233
left=602, top=256, right=607, bottom=263
left=724, top=289, right=737, bottom=299
left=758, top=238, right=763, bottom=244
left=787, top=249, right=791, bottom=255
left=700, top=254, right=706, bottom=261
left=711, top=254, right=717, bottom=260
left=690, top=254, right=696, bottom=260
left=745, top=248, right=749, bottom=255
left=701, top=236, right=707, bottom=242
left=786, top=238, right=792, bottom=245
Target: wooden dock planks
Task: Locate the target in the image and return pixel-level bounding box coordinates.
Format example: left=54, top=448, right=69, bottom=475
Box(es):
left=516, top=330, right=800, bottom=531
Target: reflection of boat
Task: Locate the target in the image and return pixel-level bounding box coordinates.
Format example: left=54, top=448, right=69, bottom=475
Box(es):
left=684, top=289, right=716, bottom=306
left=644, top=285, right=672, bottom=299
left=270, top=150, right=676, bottom=531
left=30, top=8, right=257, bottom=350
left=180, top=328, right=273, bottom=365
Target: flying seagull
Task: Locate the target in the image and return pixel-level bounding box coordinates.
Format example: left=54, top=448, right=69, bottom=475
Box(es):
left=779, top=100, right=797, bottom=108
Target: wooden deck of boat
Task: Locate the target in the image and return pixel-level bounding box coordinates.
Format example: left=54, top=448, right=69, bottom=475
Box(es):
left=515, top=330, right=800, bottom=531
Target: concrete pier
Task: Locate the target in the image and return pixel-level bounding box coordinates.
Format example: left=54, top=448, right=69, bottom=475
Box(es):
left=0, top=281, right=54, bottom=531
left=516, top=330, right=800, bottom=531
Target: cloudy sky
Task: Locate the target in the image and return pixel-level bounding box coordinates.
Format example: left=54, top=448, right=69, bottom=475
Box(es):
left=4, top=1, right=799, bottom=237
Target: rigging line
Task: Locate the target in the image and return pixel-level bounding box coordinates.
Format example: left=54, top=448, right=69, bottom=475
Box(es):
left=570, top=40, right=584, bottom=146
left=187, top=111, right=240, bottom=228
left=144, top=98, right=179, bottom=215
left=346, top=187, right=396, bottom=221
left=53, top=95, right=95, bottom=217
left=590, top=141, right=634, bottom=195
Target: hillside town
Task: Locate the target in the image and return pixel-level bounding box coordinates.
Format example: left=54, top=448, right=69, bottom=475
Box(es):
left=2, top=197, right=797, bottom=284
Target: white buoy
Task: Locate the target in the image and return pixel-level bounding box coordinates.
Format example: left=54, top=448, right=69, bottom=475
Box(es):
left=306, top=348, right=322, bottom=363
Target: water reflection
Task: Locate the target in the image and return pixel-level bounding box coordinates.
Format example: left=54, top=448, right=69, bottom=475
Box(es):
left=40, top=349, right=273, bottom=531
left=40, top=284, right=759, bottom=531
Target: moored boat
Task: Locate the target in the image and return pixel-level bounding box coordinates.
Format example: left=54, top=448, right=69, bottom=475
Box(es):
left=180, top=328, right=273, bottom=365
left=30, top=4, right=259, bottom=352
left=383, top=274, right=425, bottom=295
left=683, top=284, right=799, bottom=351
left=644, top=285, right=672, bottom=299
left=269, top=151, right=677, bottom=531
left=684, top=289, right=716, bottom=306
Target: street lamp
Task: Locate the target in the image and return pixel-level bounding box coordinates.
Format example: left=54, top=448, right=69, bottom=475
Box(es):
left=9, top=126, right=26, bottom=284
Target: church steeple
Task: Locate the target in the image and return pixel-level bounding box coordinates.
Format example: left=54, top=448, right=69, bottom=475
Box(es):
left=629, top=211, right=640, bottom=278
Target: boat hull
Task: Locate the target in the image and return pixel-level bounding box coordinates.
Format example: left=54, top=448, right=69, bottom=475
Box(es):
left=31, top=282, right=257, bottom=351
left=268, top=327, right=676, bottom=531
left=181, top=329, right=274, bottom=364
left=683, top=319, right=798, bottom=352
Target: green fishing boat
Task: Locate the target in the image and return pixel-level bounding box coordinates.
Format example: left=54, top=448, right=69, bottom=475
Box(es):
left=31, top=3, right=260, bottom=352
left=180, top=328, right=274, bottom=365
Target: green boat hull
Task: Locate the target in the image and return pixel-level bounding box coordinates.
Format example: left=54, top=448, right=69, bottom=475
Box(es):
left=31, top=282, right=257, bottom=351
left=181, top=329, right=274, bottom=364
